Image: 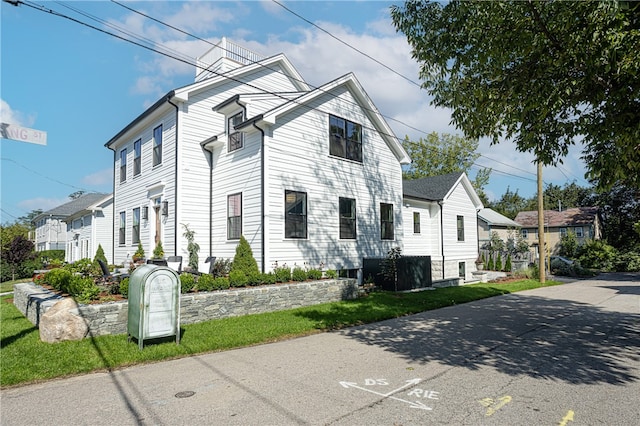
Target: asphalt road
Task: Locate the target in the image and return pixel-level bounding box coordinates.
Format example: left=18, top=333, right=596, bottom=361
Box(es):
left=2, top=273, right=639, bottom=425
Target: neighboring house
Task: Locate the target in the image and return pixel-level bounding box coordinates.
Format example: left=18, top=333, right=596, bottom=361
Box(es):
left=477, top=208, right=521, bottom=246
left=65, top=194, right=114, bottom=264
left=32, top=193, right=110, bottom=258
left=402, top=172, right=484, bottom=281
left=105, top=38, right=410, bottom=276
left=514, top=207, right=603, bottom=257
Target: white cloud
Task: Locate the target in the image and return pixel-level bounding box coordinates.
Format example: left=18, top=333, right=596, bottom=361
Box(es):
left=18, top=197, right=70, bottom=213
left=82, top=168, right=113, bottom=187
left=0, top=99, right=36, bottom=127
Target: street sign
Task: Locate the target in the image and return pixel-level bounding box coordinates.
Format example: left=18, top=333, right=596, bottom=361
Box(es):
left=0, top=122, right=47, bottom=145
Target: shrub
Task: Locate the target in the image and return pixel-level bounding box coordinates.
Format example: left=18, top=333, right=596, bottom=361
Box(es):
left=504, top=254, right=512, bottom=272
left=247, top=270, right=262, bottom=286
left=133, top=243, right=145, bottom=261
left=45, top=268, right=72, bottom=292
left=550, top=259, right=574, bottom=277
left=120, top=277, right=129, bottom=298
left=495, top=253, right=503, bottom=271
left=292, top=266, right=307, bottom=282
left=213, top=276, right=230, bottom=290
left=614, top=251, right=640, bottom=272
left=487, top=254, right=495, bottom=271
left=229, top=270, right=248, bottom=287
left=260, top=272, right=276, bottom=285
left=153, top=241, right=164, bottom=259
left=274, top=265, right=291, bottom=283
left=211, top=258, right=232, bottom=277
left=182, top=224, right=200, bottom=271
left=180, top=273, right=196, bottom=294
left=307, top=268, right=323, bottom=280
left=325, top=269, right=337, bottom=279
left=197, top=274, right=215, bottom=292
left=578, top=240, right=617, bottom=271
left=230, top=236, right=260, bottom=277
left=93, top=244, right=107, bottom=264
left=67, top=275, right=100, bottom=301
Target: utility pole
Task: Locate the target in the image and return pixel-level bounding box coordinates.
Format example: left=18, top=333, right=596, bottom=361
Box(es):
left=537, top=161, right=545, bottom=283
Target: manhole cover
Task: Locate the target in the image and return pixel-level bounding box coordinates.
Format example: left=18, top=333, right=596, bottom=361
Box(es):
left=175, top=391, right=195, bottom=398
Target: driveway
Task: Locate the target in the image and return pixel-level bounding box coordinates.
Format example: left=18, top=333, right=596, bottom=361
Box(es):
left=2, top=273, right=639, bottom=425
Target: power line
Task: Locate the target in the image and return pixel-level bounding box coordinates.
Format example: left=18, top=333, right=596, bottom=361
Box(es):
left=1, top=157, right=93, bottom=192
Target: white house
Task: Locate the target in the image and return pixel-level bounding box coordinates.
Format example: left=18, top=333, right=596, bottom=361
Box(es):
left=402, top=172, right=483, bottom=281
left=105, top=38, right=410, bottom=275
left=64, top=194, right=114, bottom=264
left=31, top=192, right=111, bottom=261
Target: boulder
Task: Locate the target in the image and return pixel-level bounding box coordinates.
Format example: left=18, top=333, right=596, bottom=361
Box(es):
left=39, top=298, right=89, bottom=343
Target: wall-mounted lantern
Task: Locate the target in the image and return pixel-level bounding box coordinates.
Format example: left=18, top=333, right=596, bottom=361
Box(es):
left=162, top=201, right=169, bottom=216
left=142, top=206, right=149, bottom=220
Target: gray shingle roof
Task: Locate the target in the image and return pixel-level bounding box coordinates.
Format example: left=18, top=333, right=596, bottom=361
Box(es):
left=403, top=172, right=464, bottom=201
left=478, top=208, right=521, bottom=227
left=34, top=193, right=110, bottom=221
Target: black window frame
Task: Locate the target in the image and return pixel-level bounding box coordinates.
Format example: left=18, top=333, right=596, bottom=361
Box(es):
left=329, top=115, right=362, bottom=162
left=119, top=148, right=127, bottom=183
left=153, top=124, right=163, bottom=166
left=132, top=207, right=140, bottom=244
left=227, top=192, right=242, bottom=240
left=133, top=139, right=141, bottom=176
left=457, top=215, right=465, bottom=242
left=228, top=111, right=244, bottom=152
left=339, top=197, right=356, bottom=240
left=119, top=211, right=126, bottom=245
left=285, top=190, right=307, bottom=239
left=380, top=203, right=394, bottom=240
left=413, top=211, right=421, bottom=234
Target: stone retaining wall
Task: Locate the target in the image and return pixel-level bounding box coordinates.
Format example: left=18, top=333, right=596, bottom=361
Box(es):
left=14, top=279, right=358, bottom=338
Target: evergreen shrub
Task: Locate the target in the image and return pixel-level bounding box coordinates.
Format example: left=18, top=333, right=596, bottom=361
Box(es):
left=197, top=274, right=215, bottom=292
left=180, top=273, right=195, bottom=294
left=292, top=266, right=307, bottom=282
left=229, top=270, right=248, bottom=287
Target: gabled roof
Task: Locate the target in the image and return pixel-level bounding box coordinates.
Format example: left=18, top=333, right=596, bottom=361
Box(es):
left=106, top=53, right=309, bottom=149
left=249, top=73, right=411, bottom=164
left=514, top=207, right=599, bottom=228
left=478, top=208, right=521, bottom=227
left=403, top=172, right=483, bottom=210
left=32, top=193, right=110, bottom=223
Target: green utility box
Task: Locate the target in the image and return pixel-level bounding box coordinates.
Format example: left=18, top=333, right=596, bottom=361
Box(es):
left=127, top=264, right=180, bottom=349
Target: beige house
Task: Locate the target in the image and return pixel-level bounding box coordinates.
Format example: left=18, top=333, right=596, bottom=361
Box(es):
left=514, top=207, right=602, bottom=257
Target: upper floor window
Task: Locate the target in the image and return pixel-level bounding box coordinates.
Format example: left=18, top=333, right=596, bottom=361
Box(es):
left=134, top=139, right=141, bottom=176
left=228, top=112, right=244, bottom=152
left=227, top=193, right=242, bottom=240
left=413, top=212, right=421, bottom=234
left=339, top=197, right=356, bottom=239
left=560, top=227, right=567, bottom=237
left=153, top=124, right=163, bottom=166
left=522, top=229, right=529, bottom=239
left=329, top=115, right=362, bottom=162
left=119, top=211, right=126, bottom=245
left=120, top=149, right=127, bottom=183
left=575, top=226, right=584, bottom=238
left=457, top=215, right=465, bottom=241
left=285, top=190, right=307, bottom=239
left=380, top=203, right=394, bottom=240
left=132, top=208, right=140, bottom=244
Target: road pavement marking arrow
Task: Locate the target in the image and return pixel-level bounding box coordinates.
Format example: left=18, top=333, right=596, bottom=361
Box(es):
left=559, top=410, right=574, bottom=426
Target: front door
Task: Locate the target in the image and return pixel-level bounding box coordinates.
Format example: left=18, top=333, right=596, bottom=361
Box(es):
left=154, top=205, right=161, bottom=245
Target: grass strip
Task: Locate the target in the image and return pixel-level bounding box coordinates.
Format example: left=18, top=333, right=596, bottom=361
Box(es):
left=1, top=279, right=559, bottom=387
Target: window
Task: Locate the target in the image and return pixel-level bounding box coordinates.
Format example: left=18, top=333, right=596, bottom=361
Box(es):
left=522, top=229, right=529, bottom=239
left=153, top=124, right=163, bottom=166
left=119, top=211, right=126, bottom=245
left=459, top=262, right=466, bottom=278
left=457, top=215, right=465, bottom=241
left=575, top=227, right=584, bottom=238
left=134, top=139, right=141, bottom=176
left=120, top=149, right=127, bottom=183
left=132, top=208, right=140, bottom=244
left=227, top=193, right=242, bottom=240
left=285, top=190, right=307, bottom=239
left=228, top=112, right=244, bottom=152
left=380, top=203, right=394, bottom=240
left=339, top=197, right=356, bottom=239
left=560, top=227, right=567, bottom=237
left=329, top=115, right=362, bottom=162
left=413, top=212, right=421, bottom=234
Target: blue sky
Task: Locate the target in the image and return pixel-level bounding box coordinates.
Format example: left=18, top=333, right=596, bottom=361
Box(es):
left=1, top=1, right=590, bottom=224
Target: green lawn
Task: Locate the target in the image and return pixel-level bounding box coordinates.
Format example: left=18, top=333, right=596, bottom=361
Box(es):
left=0, top=279, right=29, bottom=294
left=0, top=279, right=560, bottom=388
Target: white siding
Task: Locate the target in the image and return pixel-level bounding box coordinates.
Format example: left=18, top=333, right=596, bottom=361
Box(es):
left=441, top=182, right=479, bottom=280
left=401, top=199, right=440, bottom=257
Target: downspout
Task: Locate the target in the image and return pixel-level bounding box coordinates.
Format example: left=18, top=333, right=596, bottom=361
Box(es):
left=167, top=97, right=179, bottom=256
left=105, top=146, right=116, bottom=263
left=252, top=121, right=266, bottom=273
left=438, top=201, right=445, bottom=280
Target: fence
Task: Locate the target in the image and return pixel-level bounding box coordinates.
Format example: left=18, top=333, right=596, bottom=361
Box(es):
left=362, top=256, right=432, bottom=291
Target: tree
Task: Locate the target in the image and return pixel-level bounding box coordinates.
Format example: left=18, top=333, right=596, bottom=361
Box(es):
left=490, top=187, right=533, bottom=220
left=93, top=244, right=107, bottom=264
left=402, top=132, right=491, bottom=203
left=182, top=223, right=200, bottom=271
left=5, top=235, right=35, bottom=281
left=391, top=1, right=640, bottom=191
left=586, top=184, right=640, bottom=249
left=230, top=236, right=259, bottom=276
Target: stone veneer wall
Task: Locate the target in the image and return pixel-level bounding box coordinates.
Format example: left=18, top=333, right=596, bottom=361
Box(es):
left=14, top=279, right=358, bottom=338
